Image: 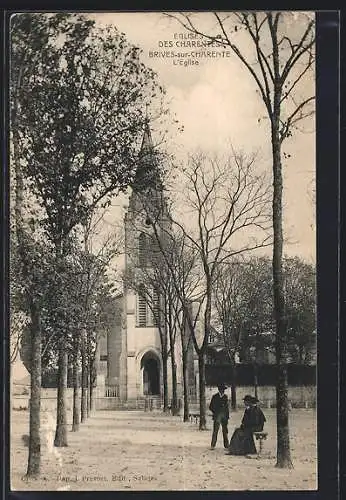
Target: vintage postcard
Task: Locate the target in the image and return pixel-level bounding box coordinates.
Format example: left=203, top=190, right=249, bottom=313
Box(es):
left=8, top=11, right=321, bottom=492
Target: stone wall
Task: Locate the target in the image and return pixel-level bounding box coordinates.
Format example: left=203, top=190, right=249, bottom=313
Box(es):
left=11, top=384, right=317, bottom=412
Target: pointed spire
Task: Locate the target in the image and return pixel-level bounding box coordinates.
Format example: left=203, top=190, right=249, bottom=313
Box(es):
left=140, top=121, right=154, bottom=154
left=140, top=104, right=154, bottom=154
left=131, top=111, right=161, bottom=193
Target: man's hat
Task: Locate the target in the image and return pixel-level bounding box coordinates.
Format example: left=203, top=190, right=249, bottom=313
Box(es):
left=217, top=383, right=227, bottom=391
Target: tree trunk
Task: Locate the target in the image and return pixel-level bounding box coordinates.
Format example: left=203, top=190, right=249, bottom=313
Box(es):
left=198, top=353, right=207, bottom=430
left=88, top=373, right=93, bottom=415
left=81, top=331, right=87, bottom=422
left=86, top=348, right=90, bottom=418
left=26, top=303, right=41, bottom=477
left=169, top=327, right=179, bottom=415
left=230, top=360, right=237, bottom=411
left=54, top=343, right=68, bottom=447
left=72, top=343, right=80, bottom=432
left=90, top=382, right=95, bottom=413
left=162, top=354, right=169, bottom=412
left=171, top=359, right=178, bottom=416
left=14, top=122, right=43, bottom=476
left=198, top=289, right=211, bottom=431
left=90, top=341, right=99, bottom=412
left=276, top=363, right=292, bottom=466
left=254, top=363, right=259, bottom=400
left=86, top=370, right=90, bottom=418
left=89, top=357, right=95, bottom=413
left=182, top=351, right=190, bottom=422
left=272, top=120, right=293, bottom=468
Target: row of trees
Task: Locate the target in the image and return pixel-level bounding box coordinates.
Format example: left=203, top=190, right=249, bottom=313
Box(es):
left=14, top=214, right=119, bottom=413
left=10, top=13, right=168, bottom=477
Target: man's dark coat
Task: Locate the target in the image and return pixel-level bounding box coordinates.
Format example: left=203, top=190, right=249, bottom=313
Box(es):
left=209, top=392, right=229, bottom=422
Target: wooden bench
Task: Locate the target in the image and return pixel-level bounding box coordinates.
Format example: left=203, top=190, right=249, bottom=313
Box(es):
left=253, top=431, right=268, bottom=457
left=189, top=412, right=199, bottom=424
left=187, top=406, right=200, bottom=423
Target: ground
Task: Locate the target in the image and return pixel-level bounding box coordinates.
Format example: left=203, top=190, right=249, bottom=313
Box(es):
left=11, top=408, right=317, bottom=491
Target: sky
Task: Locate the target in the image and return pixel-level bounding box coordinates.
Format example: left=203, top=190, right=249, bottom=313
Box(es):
left=93, top=12, right=315, bottom=262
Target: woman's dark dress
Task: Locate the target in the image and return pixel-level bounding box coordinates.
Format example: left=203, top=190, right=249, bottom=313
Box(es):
left=228, top=406, right=266, bottom=455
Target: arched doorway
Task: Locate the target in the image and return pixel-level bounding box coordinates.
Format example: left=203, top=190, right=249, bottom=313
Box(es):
left=141, top=352, right=160, bottom=396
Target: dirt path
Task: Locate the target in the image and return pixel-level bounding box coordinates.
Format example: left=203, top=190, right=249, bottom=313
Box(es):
left=11, top=408, right=317, bottom=491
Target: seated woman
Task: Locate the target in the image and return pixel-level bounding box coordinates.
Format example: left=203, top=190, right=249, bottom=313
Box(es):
left=226, top=395, right=266, bottom=456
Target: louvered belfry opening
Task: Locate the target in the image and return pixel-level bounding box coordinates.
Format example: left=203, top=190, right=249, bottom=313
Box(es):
left=137, top=284, right=147, bottom=327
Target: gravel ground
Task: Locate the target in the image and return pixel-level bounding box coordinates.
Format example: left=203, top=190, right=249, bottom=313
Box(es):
left=11, top=408, right=317, bottom=491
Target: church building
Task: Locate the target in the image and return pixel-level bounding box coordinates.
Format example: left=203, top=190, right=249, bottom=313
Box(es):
left=97, top=122, right=197, bottom=406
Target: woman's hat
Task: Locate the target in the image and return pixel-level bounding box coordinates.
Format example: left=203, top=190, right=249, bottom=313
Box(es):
left=243, top=394, right=253, bottom=402
left=251, top=396, right=259, bottom=404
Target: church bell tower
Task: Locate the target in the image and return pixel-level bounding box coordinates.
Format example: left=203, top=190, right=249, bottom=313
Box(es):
left=123, top=120, right=168, bottom=401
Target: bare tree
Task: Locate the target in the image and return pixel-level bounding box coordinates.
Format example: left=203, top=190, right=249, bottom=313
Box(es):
left=180, top=307, right=195, bottom=422
left=165, top=11, right=314, bottom=467
left=164, top=234, right=202, bottom=420
left=165, top=277, right=180, bottom=416
left=149, top=151, right=272, bottom=430
left=213, top=261, right=246, bottom=410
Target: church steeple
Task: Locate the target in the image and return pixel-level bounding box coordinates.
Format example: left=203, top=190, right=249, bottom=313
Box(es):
left=140, top=119, right=154, bottom=156
left=132, top=118, right=162, bottom=194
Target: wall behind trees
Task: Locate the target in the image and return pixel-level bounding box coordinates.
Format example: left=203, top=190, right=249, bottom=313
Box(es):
left=205, top=363, right=316, bottom=387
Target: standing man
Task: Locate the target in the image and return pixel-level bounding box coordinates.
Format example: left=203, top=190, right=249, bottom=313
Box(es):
left=209, top=383, right=229, bottom=450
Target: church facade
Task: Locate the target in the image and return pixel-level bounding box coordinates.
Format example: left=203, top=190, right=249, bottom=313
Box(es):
left=97, top=123, right=197, bottom=404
